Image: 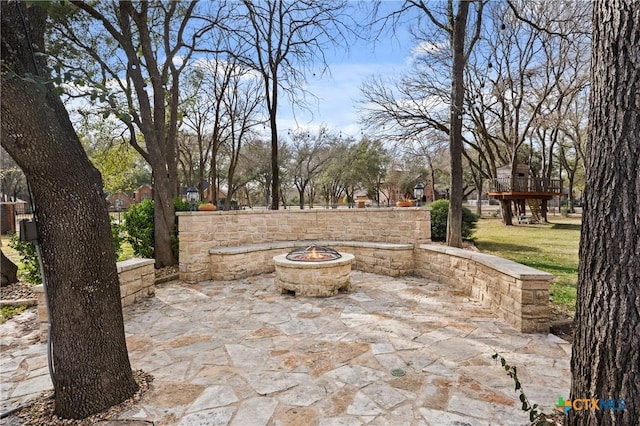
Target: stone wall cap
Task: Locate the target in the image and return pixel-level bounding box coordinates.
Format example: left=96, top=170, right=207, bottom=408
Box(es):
left=117, top=258, right=155, bottom=273
left=178, top=207, right=430, bottom=217
left=418, top=243, right=554, bottom=280
left=211, top=241, right=297, bottom=254
left=322, top=241, right=413, bottom=250
left=211, top=240, right=413, bottom=255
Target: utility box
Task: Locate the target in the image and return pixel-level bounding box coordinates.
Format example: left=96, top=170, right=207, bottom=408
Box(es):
left=19, top=219, right=38, bottom=241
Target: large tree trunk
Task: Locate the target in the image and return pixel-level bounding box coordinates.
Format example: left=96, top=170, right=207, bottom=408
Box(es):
left=446, top=1, right=470, bottom=248
left=152, top=170, right=176, bottom=267
left=1, top=3, right=137, bottom=419
left=569, top=1, right=639, bottom=424
left=540, top=199, right=548, bottom=223
left=499, top=199, right=513, bottom=225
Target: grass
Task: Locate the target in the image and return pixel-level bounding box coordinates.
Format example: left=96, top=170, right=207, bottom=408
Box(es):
left=0, top=305, right=26, bottom=324
left=472, top=215, right=581, bottom=315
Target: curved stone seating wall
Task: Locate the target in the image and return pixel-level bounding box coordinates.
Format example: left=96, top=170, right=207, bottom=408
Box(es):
left=177, top=208, right=431, bottom=283
left=414, top=245, right=553, bottom=333
left=177, top=209, right=553, bottom=333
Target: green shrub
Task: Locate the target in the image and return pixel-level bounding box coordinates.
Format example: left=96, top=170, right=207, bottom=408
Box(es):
left=122, top=197, right=190, bottom=261
left=8, top=232, right=41, bottom=284
left=111, top=221, right=124, bottom=260
left=123, top=199, right=155, bottom=258
left=429, top=199, right=478, bottom=241
left=173, top=196, right=191, bottom=212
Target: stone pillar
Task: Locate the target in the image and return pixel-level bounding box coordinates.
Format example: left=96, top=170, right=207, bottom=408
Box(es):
left=34, top=284, right=47, bottom=342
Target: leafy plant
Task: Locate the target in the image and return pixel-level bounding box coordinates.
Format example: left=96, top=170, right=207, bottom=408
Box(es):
left=173, top=196, right=191, bottom=212
left=8, top=232, right=41, bottom=284
left=123, top=199, right=155, bottom=258
left=111, top=221, right=124, bottom=260
left=122, top=197, right=191, bottom=261
left=429, top=199, right=478, bottom=241
left=492, top=353, right=554, bottom=425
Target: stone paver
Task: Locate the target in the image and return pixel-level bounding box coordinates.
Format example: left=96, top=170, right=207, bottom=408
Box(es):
left=0, top=272, right=571, bottom=425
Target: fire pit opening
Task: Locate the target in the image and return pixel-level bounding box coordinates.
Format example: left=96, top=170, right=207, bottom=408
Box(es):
left=285, top=244, right=342, bottom=262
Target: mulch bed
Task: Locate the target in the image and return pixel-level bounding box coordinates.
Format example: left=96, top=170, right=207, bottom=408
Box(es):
left=0, top=282, right=36, bottom=302
left=549, top=308, right=575, bottom=344
left=6, top=371, right=153, bottom=425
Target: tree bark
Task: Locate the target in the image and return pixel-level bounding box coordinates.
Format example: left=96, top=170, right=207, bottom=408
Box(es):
left=499, top=199, right=513, bottom=225
left=1, top=3, right=137, bottom=418
left=446, top=1, right=470, bottom=248
left=569, top=1, right=639, bottom=424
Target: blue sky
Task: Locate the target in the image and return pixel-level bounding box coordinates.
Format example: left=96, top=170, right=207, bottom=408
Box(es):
left=277, top=2, right=417, bottom=139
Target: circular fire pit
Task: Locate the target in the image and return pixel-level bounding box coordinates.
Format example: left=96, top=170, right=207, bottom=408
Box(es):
left=274, top=245, right=353, bottom=297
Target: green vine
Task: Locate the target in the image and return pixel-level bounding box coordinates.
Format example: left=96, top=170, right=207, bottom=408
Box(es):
left=492, top=352, right=554, bottom=425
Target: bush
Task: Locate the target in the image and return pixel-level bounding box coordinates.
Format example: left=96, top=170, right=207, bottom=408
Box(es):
left=8, top=232, right=41, bottom=284
left=123, top=197, right=191, bottom=261
left=111, top=221, right=124, bottom=260
left=429, top=199, right=478, bottom=241
left=173, top=196, right=191, bottom=212
left=123, top=199, right=155, bottom=258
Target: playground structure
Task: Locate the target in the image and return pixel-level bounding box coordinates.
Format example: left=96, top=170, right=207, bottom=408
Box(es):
left=488, top=164, right=562, bottom=223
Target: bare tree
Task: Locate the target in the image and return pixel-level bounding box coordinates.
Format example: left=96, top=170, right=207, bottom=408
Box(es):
left=0, top=147, right=27, bottom=201
left=288, top=127, right=332, bottom=209
left=225, top=0, right=355, bottom=209
left=462, top=0, right=589, bottom=224
left=569, top=0, right=639, bottom=424
left=526, top=2, right=590, bottom=220
left=219, top=63, right=264, bottom=209
left=178, top=66, right=219, bottom=201
left=237, top=138, right=273, bottom=207
left=557, top=88, right=589, bottom=211
left=318, top=137, right=353, bottom=208
left=362, top=0, right=484, bottom=247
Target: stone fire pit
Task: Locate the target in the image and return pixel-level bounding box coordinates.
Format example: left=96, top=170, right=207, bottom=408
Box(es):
left=273, top=247, right=354, bottom=297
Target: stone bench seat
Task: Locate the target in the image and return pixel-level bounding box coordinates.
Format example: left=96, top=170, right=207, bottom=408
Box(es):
left=210, top=240, right=414, bottom=281
left=415, top=244, right=553, bottom=332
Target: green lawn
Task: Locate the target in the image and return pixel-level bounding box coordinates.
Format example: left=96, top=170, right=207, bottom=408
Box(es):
left=472, top=216, right=581, bottom=315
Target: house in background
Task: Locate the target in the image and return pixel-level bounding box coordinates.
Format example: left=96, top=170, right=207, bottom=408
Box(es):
left=1, top=192, right=30, bottom=234
left=107, top=193, right=133, bottom=212
left=134, top=184, right=153, bottom=204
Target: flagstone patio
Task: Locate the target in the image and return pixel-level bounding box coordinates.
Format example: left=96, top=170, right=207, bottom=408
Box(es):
left=0, top=271, right=570, bottom=425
